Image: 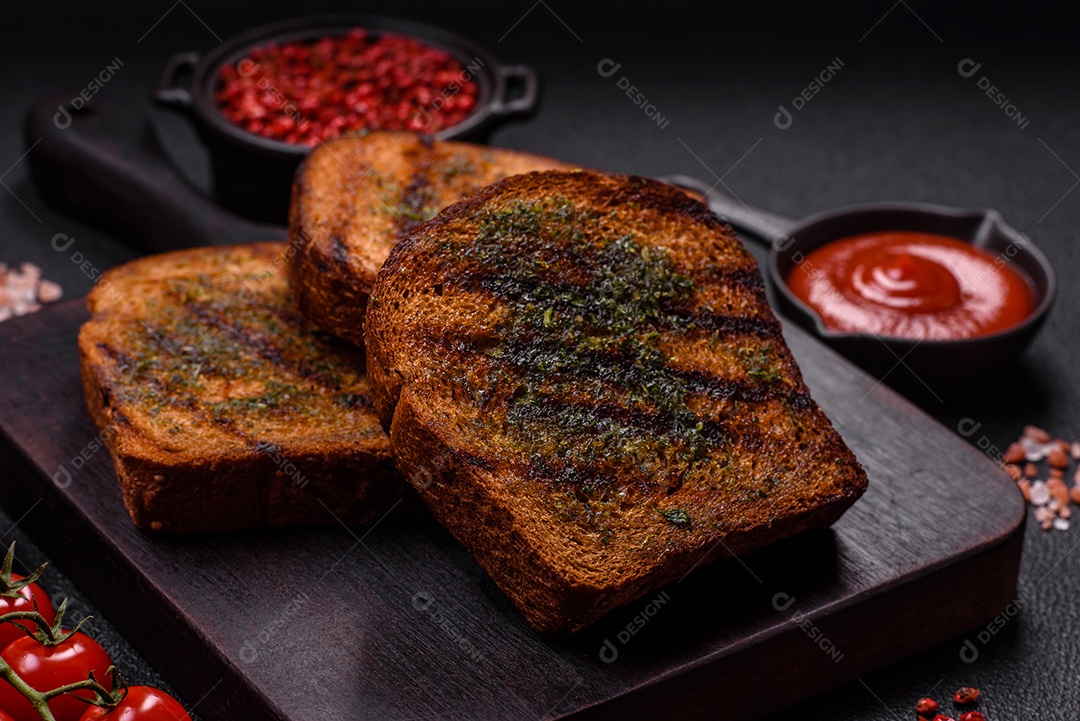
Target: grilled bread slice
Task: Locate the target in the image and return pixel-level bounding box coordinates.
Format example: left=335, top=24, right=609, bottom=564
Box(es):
left=287, top=131, right=577, bottom=347
left=365, top=171, right=868, bottom=633
left=79, top=242, right=403, bottom=534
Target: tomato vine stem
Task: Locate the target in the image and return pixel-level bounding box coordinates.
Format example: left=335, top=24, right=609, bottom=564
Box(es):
left=0, top=541, right=48, bottom=599
left=0, top=656, right=115, bottom=720
left=0, top=655, right=58, bottom=721
left=0, top=603, right=111, bottom=719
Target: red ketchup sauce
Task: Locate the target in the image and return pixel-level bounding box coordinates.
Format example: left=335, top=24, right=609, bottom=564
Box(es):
left=786, top=231, right=1036, bottom=340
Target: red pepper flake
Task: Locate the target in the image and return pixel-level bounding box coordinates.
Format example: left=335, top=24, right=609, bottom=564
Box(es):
left=953, top=686, right=981, bottom=705
left=912, top=688, right=990, bottom=721
left=1048, top=446, right=1070, bottom=469
left=216, top=28, right=480, bottom=146
left=1003, top=442, right=1025, bottom=464
left=915, top=698, right=940, bottom=715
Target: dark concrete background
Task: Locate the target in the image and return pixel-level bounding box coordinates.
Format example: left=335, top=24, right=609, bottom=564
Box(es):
left=1, top=1, right=1078, bottom=718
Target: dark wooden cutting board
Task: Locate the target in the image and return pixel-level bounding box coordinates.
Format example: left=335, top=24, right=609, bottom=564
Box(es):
left=0, top=298, right=1023, bottom=721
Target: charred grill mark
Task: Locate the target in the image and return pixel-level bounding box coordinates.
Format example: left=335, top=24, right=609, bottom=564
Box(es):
left=426, top=329, right=797, bottom=457
left=567, top=398, right=726, bottom=446
left=675, top=367, right=811, bottom=407
left=183, top=302, right=287, bottom=370
left=178, top=301, right=366, bottom=398
left=601, top=177, right=726, bottom=230
left=472, top=270, right=577, bottom=301
left=454, top=448, right=495, bottom=473
left=97, top=341, right=138, bottom=375
left=785, top=391, right=815, bottom=412
left=469, top=264, right=764, bottom=291
left=509, top=394, right=726, bottom=465
left=98, top=341, right=199, bottom=414
left=418, top=193, right=801, bottom=468
left=467, top=269, right=779, bottom=340
left=492, top=333, right=809, bottom=408
left=335, top=392, right=378, bottom=413
left=506, top=394, right=770, bottom=488
left=424, top=274, right=797, bottom=446
left=98, top=317, right=375, bottom=457
left=665, top=306, right=782, bottom=340
left=525, top=458, right=623, bottom=488
left=397, top=162, right=434, bottom=237
left=359, top=394, right=377, bottom=413
left=99, top=338, right=229, bottom=427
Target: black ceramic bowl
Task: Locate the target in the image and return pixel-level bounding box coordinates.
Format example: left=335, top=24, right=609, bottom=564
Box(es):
left=662, top=176, right=1056, bottom=390
left=770, top=203, right=1056, bottom=389
left=155, top=14, right=541, bottom=223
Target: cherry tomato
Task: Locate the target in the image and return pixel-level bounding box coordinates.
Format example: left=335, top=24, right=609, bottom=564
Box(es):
left=78, top=686, right=192, bottom=721
left=0, top=573, right=57, bottom=649
left=0, top=632, right=112, bottom=721
left=0, top=711, right=15, bottom=721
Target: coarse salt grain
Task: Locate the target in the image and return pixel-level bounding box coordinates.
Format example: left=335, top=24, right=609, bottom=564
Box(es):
left=1029, top=481, right=1050, bottom=506
left=1005, top=426, right=1080, bottom=533
left=1023, top=425, right=1052, bottom=443
left=0, top=263, right=63, bottom=322
left=36, top=279, right=62, bottom=303
left=1021, top=436, right=1056, bottom=462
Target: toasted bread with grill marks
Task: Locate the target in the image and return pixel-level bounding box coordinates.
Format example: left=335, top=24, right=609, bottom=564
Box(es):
left=78, top=242, right=404, bottom=534
left=365, top=171, right=868, bottom=633
left=287, top=131, right=577, bottom=347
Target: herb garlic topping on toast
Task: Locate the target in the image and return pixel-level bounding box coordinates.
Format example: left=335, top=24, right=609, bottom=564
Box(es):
left=364, top=171, right=868, bottom=633
left=287, top=131, right=577, bottom=347
left=79, top=242, right=402, bottom=534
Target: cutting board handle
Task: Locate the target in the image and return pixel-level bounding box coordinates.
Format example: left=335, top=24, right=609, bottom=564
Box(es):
left=25, top=93, right=286, bottom=252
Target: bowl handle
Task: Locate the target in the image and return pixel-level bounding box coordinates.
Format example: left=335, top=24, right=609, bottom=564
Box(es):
left=491, top=64, right=539, bottom=117
left=659, top=174, right=795, bottom=246
left=154, top=51, right=200, bottom=110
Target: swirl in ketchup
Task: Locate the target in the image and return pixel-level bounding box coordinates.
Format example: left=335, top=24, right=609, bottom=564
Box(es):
left=786, top=231, right=1036, bottom=340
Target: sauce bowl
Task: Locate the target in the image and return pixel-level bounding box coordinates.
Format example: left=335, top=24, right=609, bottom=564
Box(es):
left=663, top=175, right=1056, bottom=391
